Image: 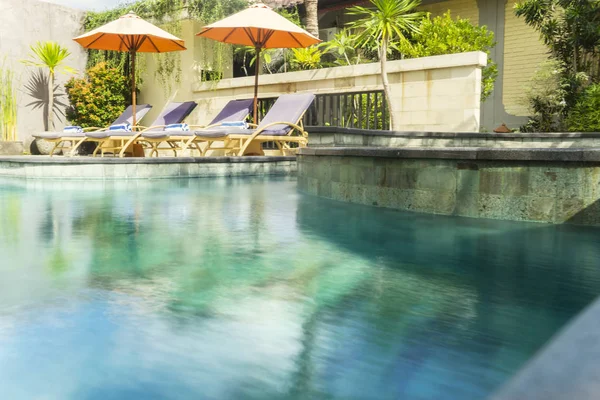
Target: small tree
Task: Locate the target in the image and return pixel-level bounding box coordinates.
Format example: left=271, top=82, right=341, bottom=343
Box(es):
left=347, top=0, right=425, bottom=130
left=22, top=41, right=74, bottom=130
left=515, top=0, right=600, bottom=108
left=65, top=63, right=127, bottom=128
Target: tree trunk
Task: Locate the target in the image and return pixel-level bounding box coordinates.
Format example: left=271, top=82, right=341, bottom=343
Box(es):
left=304, top=0, right=319, bottom=38
left=48, top=71, right=54, bottom=131
left=380, top=37, right=397, bottom=130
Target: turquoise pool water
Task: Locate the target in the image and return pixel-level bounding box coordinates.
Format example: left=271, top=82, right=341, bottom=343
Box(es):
left=1, top=177, right=600, bottom=400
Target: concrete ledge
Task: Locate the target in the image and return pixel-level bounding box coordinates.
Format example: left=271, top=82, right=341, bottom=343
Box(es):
left=0, top=141, right=24, bottom=155
left=0, top=156, right=297, bottom=179
left=306, top=126, right=600, bottom=148
left=492, top=295, right=600, bottom=400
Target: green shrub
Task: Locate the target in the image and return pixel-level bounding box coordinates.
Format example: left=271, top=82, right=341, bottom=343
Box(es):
left=320, top=29, right=363, bottom=66
left=399, top=11, right=498, bottom=101
left=566, top=83, right=600, bottom=132
left=520, top=60, right=569, bottom=132
left=289, top=47, right=324, bottom=71
left=64, top=62, right=127, bottom=128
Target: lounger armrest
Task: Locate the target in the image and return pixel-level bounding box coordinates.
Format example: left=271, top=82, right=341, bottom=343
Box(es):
left=247, top=123, right=259, bottom=128
left=255, top=121, right=307, bottom=137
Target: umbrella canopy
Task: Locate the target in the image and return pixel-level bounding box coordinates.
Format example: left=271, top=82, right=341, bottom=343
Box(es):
left=74, top=11, right=186, bottom=126
left=196, top=3, right=320, bottom=123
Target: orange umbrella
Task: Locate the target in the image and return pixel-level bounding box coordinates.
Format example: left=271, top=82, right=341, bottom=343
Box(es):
left=196, top=3, right=320, bottom=123
left=74, top=11, right=186, bottom=126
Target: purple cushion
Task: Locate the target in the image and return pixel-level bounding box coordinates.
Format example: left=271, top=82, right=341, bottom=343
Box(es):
left=257, top=93, right=314, bottom=136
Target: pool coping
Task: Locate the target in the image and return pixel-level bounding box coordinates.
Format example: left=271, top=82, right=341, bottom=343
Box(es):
left=0, top=156, right=298, bottom=180
left=298, top=146, right=600, bottom=162
left=0, top=155, right=296, bottom=164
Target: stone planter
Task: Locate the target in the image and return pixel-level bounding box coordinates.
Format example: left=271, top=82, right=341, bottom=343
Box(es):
left=30, top=137, right=58, bottom=156
left=30, top=137, right=98, bottom=156
left=0, top=141, right=24, bottom=155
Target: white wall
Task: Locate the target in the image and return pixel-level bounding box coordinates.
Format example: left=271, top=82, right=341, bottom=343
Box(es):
left=0, top=0, right=87, bottom=143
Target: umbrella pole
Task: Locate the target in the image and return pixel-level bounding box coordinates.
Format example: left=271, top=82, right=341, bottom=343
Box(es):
left=131, top=50, right=137, bottom=127
left=253, top=46, right=261, bottom=125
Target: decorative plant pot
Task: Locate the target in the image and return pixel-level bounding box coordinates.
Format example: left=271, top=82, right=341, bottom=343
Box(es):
left=30, top=137, right=57, bottom=155
left=0, top=141, right=24, bottom=156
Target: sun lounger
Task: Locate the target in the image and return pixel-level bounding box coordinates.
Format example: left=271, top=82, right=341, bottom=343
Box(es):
left=190, top=93, right=314, bottom=156
left=73, top=101, right=197, bottom=157
left=34, top=104, right=152, bottom=156
left=130, top=99, right=254, bottom=157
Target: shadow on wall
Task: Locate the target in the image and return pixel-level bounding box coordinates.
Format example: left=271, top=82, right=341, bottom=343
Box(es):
left=567, top=198, right=600, bottom=225
left=23, top=69, right=68, bottom=131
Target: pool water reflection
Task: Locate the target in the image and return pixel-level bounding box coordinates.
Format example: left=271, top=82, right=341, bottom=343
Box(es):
left=0, top=177, right=599, bottom=400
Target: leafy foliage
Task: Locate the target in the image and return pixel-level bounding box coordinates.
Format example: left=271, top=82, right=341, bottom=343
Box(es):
left=347, top=0, right=424, bottom=54
left=320, top=29, right=362, bottom=66
left=289, top=47, right=324, bottom=71
left=566, top=83, right=600, bottom=132
left=399, top=12, right=498, bottom=101
left=520, top=60, right=569, bottom=132
left=515, top=0, right=600, bottom=128
left=64, top=63, right=127, bottom=128
left=83, top=0, right=248, bottom=89
left=22, top=42, right=75, bottom=75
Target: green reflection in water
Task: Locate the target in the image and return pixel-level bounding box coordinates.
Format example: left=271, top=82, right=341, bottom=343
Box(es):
left=0, top=177, right=600, bottom=400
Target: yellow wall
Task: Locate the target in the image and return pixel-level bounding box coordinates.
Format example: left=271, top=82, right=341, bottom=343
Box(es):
left=419, top=0, right=479, bottom=23
left=138, top=19, right=233, bottom=125
left=502, top=0, right=549, bottom=116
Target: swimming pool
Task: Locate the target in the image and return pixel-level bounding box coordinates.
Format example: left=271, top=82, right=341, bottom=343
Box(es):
left=1, top=177, right=599, bottom=399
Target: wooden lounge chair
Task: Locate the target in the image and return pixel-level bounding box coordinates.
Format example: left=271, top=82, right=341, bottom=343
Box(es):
left=72, top=101, right=197, bottom=157
left=34, top=104, right=152, bottom=157
left=126, top=98, right=253, bottom=157
left=189, top=93, right=315, bottom=156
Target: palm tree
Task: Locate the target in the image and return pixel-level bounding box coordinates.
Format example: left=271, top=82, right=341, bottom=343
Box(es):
left=304, top=0, right=319, bottom=38
left=22, top=42, right=74, bottom=130
left=347, top=0, right=425, bottom=130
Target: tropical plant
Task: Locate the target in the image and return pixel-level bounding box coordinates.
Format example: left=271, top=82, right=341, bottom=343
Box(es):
left=320, top=29, right=362, bottom=66
left=347, top=0, right=426, bottom=130
left=0, top=62, right=18, bottom=141
left=289, top=47, right=324, bottom=71
left=399, top=12, right=498, bottom=101
left=566, top=83, right=600, bottom=132
left=515, top=0, right=600, bottom=110
left=520, top=60, right=570, bottom=132
left=64, top=62, right=127, bottom=128
left=22, top=41, right=75, bottom=131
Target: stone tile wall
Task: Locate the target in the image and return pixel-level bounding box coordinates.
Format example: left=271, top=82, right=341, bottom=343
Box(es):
left=298, top=150, right=600, bottom=225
